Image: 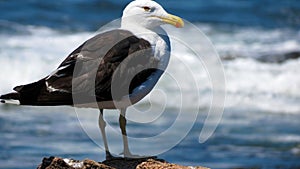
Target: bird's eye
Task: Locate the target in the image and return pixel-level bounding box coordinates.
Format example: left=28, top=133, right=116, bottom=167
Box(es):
left=142, top=6, right=151, bottom=12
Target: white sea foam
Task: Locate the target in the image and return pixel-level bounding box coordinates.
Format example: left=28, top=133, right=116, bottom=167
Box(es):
left=202, top=25, right=300, bottom=58
left=0, top=26, right=91, bottom=94
left=150, top=24, right=300, bottom=114
left=0, top=25, right=299, bottom=114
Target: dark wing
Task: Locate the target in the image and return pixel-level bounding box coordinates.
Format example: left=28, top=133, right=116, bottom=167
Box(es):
left=13, top=30, right=161, bottom=106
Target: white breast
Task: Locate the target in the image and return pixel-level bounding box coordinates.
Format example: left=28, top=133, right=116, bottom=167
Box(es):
left=120, top=25, right=171, bottom=104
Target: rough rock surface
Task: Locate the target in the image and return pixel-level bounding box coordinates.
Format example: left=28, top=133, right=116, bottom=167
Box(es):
left=37, top=156, right=209, bottom=169
left=220, top=51, right=300, bottom=63
left=256, top=51, right=300, bottom=63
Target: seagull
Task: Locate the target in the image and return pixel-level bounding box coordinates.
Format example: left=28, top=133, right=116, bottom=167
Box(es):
left=0, top=0, right=184, bottom=160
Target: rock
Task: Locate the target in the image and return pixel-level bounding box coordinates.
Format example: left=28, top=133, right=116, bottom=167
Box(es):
left=221, top=53, right=241, bottom=61
left=37, top=156, right=209, bottom=169
left=256, top=51, right=300, bottom=63
left=220, top=51, right=300, bottom=64
left=136, top=159, right=208, bottom=169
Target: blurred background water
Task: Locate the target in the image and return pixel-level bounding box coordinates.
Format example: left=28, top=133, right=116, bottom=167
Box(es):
left=0, top=0, right=300, bottom=169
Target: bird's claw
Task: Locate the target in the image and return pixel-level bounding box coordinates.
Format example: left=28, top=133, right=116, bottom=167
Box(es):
left=105, top=151, right=123, bottom=161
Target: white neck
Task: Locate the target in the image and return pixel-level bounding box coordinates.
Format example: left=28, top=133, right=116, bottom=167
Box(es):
left=121, top=20, right=156, bottom=43
left=120, top=19, right=171, bottom=70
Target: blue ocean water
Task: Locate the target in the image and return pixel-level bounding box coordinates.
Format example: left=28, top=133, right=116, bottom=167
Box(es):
left=1, top=0, right=300, bottom=31
left=1, top=0, right=300, bottom=169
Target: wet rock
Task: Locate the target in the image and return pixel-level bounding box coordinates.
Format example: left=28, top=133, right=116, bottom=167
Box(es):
left=37, top=156, right=209, bottom=169
left=220, top=51, right=300, bottom=64
left=221, top=53, right=242, bottom=61
left=256, top=51, right=300, bottom=63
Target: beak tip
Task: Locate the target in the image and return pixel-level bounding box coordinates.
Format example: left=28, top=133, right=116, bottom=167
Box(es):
left=162, top=14, right=185, bottom=28
left=174, top=16, right=184, bottom=28
left=176, top=22, right=184, bottom=28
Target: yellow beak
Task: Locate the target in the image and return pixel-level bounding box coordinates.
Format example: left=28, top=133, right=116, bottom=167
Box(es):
left=160, top=14, right=184, bottom=28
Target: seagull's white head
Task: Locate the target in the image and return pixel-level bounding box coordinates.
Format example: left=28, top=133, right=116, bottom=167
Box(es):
left=121, top=0, right=184, bottom=30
